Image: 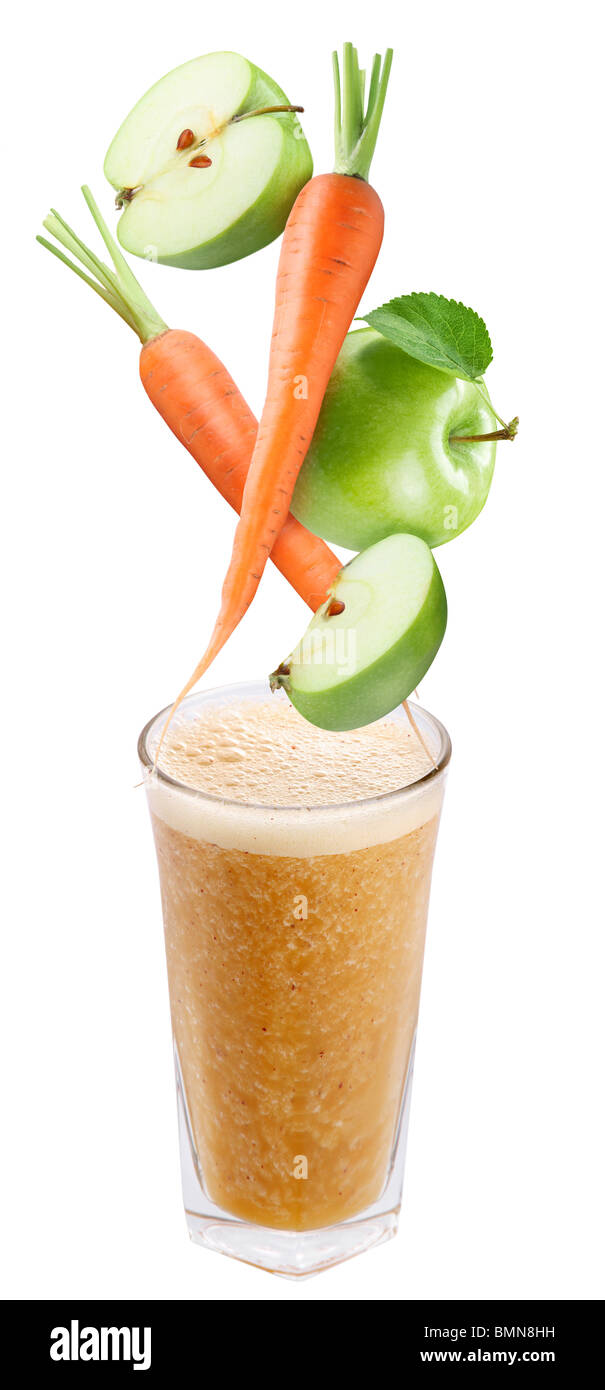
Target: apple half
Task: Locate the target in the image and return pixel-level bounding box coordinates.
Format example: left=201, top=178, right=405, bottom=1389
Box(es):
left=270, top=534, right=447, bottom=731
left=104, top=52, right=313, bottom=269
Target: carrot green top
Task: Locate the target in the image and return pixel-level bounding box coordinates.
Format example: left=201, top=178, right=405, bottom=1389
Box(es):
left=333, top=43, right=393, bottom=182
left=37, top=187, right=167, bottom=345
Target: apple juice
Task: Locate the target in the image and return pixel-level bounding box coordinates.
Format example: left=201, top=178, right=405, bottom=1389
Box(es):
left=143, top=687, right=448, bottom=1231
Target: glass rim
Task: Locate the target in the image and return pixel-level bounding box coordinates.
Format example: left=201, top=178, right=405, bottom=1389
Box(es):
left=137, top=679, right=452, bottom=817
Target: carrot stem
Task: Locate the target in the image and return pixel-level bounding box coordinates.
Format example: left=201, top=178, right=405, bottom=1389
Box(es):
left=365, top=54, right=381, bottom=123
left=333, top=43, right=393, bottom=180
left=46, top=209, right=123, bottom=302
left=38, top=189, right=167, bottom=345
left=36, top=234, right=137, bottom=331
left=342, top=44, right=363, bottom=158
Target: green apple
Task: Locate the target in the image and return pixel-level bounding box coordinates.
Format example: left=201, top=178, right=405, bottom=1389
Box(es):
left=291, top=327, right=497, bottom=549
left=270, top=534, right=447, bottom=731
left=104, top=52, right=312, bottom=269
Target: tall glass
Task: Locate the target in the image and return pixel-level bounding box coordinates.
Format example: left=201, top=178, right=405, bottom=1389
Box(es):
left=138, top=681, right=450, bottom=1277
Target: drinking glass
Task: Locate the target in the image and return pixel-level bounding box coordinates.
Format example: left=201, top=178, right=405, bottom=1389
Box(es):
left=138, top=681, right=450, bottom=1277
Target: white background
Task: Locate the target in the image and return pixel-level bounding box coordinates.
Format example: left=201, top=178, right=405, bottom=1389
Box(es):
left=2, top=0, right=604, bottom=1302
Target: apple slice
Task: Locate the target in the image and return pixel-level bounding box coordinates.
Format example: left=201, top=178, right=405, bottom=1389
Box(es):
left=270, top=534, right=447, bottom=731
left=104, top=52, right=313, bottom=269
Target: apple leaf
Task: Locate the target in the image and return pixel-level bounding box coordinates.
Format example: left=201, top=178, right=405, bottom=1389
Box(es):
left=361, top=292, right=493, bottom=381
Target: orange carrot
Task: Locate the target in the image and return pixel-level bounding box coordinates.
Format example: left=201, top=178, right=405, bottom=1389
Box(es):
left=140, top=330, right=340, bottom=609
left=170, top=43, right=392, bottom=716
left=37, top=189, right=341, bottom=612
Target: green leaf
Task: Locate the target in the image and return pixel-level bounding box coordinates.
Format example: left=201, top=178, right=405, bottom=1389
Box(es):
left=361, top=292, right=493, bottom=381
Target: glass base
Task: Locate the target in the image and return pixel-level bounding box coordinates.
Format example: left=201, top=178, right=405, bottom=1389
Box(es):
left=186, top=1205, right=399, bottom=1280
left=175, top=1038, right=416, bottom=1279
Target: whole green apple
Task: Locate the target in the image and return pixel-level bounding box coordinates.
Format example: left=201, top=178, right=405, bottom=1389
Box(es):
left=291, top=327, right=497, bottom=549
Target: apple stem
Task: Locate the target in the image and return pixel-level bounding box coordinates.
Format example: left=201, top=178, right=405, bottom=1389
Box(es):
left=472, top=380, right=520, bottom=440
left=450, top=417, right=519, bottom=444
left=231, top=104, right=304, bottom=124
